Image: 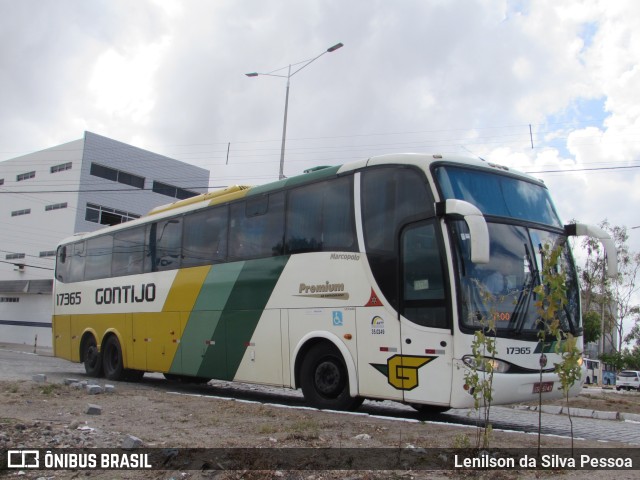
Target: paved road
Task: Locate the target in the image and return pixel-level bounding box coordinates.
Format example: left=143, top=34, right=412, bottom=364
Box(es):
left=2, top=344, right=639, bottom=446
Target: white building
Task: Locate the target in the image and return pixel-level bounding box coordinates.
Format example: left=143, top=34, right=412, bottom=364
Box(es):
left=0, top=132, right=210, bottom=347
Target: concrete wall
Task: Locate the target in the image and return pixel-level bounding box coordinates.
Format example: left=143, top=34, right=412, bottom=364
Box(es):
left=0, top=294, right=52, bottom=346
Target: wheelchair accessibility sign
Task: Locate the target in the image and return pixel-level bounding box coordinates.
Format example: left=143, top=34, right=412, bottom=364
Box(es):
left=332, top=311, right=343, bottom=326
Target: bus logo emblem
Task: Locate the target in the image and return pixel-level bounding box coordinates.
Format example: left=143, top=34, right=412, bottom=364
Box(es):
left=371, top=355, right=436, bottom=390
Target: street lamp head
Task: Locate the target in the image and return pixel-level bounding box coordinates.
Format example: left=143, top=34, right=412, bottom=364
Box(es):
left=327, top=42, right=344, bottom=53
left=245, top=72, right=259, bottom=77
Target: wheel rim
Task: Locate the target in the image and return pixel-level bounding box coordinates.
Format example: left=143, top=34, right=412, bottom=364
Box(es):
left=314, top=359, right=344, bottom=398
left=105, top=342, right=120, bottom=372
left=85, top=344, right=99, bottom=369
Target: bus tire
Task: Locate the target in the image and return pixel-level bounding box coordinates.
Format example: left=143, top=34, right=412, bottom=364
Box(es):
left=102, top=335, right=125, bottom=381
left=81, top=335, right=103, bottom=378
left=300, top=343, right=362, bottom=411
left=411, top=404, right=450, bottom=416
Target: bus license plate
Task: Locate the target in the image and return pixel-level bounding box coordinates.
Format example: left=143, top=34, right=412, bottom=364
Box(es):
left=532, top=381, right=554, bottom=394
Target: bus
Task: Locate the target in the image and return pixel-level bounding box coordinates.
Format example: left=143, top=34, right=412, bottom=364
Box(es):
left=584, top=357, right=602, bottom=385
left=52, top=154, right=617, bottom=412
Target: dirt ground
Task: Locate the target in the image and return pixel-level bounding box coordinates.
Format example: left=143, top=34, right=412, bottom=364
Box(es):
left=532, top=386, right=640, bottom=415
left=1, top=378, right=639, bottom=480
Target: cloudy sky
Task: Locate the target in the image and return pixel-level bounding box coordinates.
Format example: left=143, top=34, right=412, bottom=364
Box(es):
left=1, top=0, right=639, bottom=255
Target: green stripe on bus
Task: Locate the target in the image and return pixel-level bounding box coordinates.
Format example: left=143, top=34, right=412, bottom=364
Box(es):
left=171, top=262, right=245, bottom=375
left=246, top=165, right=341, bottom=197
left=193, top=256, right=289, bottom=380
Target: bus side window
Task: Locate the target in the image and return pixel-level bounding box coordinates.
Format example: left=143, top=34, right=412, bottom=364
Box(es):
left=362, top=167, right=434, bottom=311
left=401, top=221, right=448, bottom=328
left=56, top=245, right=70, bottom=282
left=112, top=226, right=146, bottom=276
left=286, top=176, right=356, bottom=254
left=69, top=241, right=86, bottom=283
left=183, top=206, right=229, bottom=267
left=229, top=193, right=284, bottom=261
left=154, top=217, right=183, bottom=271
left=85, top=235, right=114, bottom=280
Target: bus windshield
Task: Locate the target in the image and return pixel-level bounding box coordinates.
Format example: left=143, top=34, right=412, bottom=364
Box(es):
left=434, top=165, right=579, bottom=338
left=435, top=165, right=562, bottom=227
left=452, top=221, right=580, bottom=337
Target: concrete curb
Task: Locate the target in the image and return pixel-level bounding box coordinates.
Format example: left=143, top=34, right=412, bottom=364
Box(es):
left=513, top=404, right=632, bottom=421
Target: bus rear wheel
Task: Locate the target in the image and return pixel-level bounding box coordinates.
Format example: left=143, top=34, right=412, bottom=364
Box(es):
left=81, top=335, right=103, bottom=377
left=102, top=335, right=125, bottom=381
left=300, top=343, right=362, bottom=411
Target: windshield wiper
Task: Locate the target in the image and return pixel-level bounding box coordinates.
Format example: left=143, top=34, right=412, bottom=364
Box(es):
left=513, top=243, right=539, bottom=334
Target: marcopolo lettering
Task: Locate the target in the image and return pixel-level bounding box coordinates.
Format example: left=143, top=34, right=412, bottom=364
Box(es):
left=95, top=284, right=156, bottom=305
left=330, top=253, right=360, bottom=261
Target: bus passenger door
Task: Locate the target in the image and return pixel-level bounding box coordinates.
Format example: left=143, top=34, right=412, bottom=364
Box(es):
left=399, top=220, right=453, bottom=407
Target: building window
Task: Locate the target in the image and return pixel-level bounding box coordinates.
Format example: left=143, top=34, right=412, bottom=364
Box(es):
left=40, top=250, right=56, bottom=257
left=45, top=202, right=68, bottom=211
left=51, top=162, right=72, bottom=173
left=17, top=171, right=35, bottom=181
left=90, top=163, right=145, bottom=189
left=5, top=253, right=25, bottom=260
left=152, top=181, right=199, bottom=200
left=85, top=203, right=140, bottom=226
left=0, top=297, right=19, bottom=303
left=11, top=209, right=31, bottom=217
left=0, top=178, right=4, bottom=185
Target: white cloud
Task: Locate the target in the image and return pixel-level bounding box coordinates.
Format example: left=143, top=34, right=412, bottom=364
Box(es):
left=1, top=0, right=639, bottom=250
left=88, top=37, right=171, bottom=123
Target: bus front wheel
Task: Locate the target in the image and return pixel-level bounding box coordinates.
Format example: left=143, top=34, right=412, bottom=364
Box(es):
left=300, top=343, right=362, bottom=411
left=411, top=404, right=450, bottom=416
left=81, top=335, right=103, bottom=377
left=102, top=335, right=125, bottom=381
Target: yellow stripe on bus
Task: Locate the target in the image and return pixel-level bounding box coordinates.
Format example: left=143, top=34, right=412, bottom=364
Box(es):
left=162, top=265, right=211, bottom=314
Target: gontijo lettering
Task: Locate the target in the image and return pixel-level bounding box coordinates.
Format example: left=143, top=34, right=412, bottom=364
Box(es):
left=95, top=283, right=156, bottom=305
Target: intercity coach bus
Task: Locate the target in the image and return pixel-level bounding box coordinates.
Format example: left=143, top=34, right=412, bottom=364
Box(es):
left=52, top=154, right=617, bottom=412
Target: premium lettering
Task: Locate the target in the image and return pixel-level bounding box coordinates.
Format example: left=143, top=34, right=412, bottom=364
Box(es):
left=95, top=284, right=156, bottom=305
left=299, top=281, right=345, bottom=294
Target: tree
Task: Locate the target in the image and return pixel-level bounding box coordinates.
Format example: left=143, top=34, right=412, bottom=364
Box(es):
left=582, top=310, right=602, bottom=345
left=577, top=220, right=640, bottom=354
left=534, top=243, right=581, bottom=453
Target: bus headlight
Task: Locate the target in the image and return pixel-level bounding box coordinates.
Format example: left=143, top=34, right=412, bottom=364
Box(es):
left=462, top=355, right=511, bottom=373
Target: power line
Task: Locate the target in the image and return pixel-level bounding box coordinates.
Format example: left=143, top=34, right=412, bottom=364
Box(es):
left=526, top=165, right=640, bottom=174
left=0, top=259, right=53, bottom=271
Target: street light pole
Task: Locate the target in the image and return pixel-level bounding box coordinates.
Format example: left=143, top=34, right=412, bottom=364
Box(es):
left=279, top=64, right=291, bottom=181
left=246, top=42, right=344, bottom=180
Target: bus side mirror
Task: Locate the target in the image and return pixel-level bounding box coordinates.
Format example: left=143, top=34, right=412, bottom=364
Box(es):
left=564, top=223, right=618, bottom=278
left=436, top=199, right=490, bottom=264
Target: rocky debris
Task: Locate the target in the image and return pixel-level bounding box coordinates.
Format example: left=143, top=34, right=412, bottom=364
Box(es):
left=86, top=404, right=102, bottom=415
left=86, top=384, right=104, bottom=395
left=121, top=434, right=143, bottom=449
left=0, top=420, right=120, bottom=450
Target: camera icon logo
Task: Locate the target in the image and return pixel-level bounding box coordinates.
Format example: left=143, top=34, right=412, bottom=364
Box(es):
left=8, top=450, right=40, bottom=469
